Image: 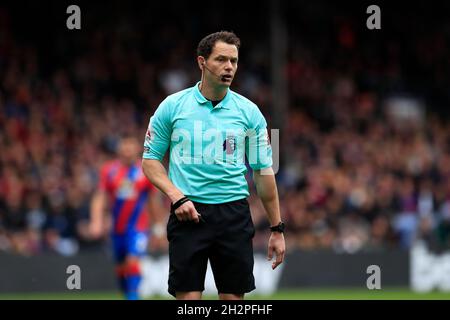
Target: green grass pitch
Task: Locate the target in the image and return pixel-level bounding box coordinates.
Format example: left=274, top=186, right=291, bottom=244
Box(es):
left=1, top=288, right=450, bottom=300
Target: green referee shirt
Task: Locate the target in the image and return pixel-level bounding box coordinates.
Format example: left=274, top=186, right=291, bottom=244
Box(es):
left=143, top=82, right=272, bottom=204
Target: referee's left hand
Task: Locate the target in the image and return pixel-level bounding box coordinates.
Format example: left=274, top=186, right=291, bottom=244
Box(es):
left=267, top=233, right=285, bottom=270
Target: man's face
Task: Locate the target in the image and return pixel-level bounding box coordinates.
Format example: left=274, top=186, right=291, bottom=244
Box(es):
left=118, top=138, right=140, bottom=164
left=203, top=41, right=238, bottom=88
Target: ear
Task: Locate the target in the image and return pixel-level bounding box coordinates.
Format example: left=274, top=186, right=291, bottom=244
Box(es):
left=197, top=56, right=206, bottom=71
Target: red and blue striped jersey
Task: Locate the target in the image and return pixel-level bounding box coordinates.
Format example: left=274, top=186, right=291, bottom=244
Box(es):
left=99, top=160, right=155, bottom=234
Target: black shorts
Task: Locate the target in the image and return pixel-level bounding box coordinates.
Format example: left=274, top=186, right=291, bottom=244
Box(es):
left=166, top=197, right=256, bottom=297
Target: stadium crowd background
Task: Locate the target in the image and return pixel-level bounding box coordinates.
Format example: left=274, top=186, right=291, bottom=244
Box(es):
left=1, top=1, right=450, bottom=257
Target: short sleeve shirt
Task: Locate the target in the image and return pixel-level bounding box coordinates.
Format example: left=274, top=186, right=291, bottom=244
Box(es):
left=143, top=82, right=272, bottom=204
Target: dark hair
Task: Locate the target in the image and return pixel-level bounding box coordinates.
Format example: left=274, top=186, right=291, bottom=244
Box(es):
left=197, top=31, right=241, bottom=60
left=119, top=133, right=138, bottom=143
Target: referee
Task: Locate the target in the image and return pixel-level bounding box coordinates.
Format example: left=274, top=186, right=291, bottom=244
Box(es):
left=142, top=31, right=285, bottom=300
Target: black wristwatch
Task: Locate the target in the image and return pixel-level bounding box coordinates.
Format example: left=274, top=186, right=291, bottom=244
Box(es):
left=270, top=222, right=285, bottom=233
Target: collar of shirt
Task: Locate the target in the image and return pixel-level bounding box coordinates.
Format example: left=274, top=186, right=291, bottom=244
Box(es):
left=194, top=81, right=231, bottom=110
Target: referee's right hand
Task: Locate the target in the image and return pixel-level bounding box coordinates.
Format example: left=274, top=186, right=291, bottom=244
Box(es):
left=174, top=198, right=200, bottom=223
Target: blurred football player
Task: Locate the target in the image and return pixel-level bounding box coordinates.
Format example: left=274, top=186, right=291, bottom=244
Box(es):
left=89, top=135, right=165, bottom=300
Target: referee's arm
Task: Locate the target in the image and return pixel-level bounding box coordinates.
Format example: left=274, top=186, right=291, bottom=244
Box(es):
left=253, top=167, right=285, bottom=270
left=142, top=98, right=200, bottom=223
left=142, top=159, right=183, bottom=203
left=142, top=159, right=200, bottom=223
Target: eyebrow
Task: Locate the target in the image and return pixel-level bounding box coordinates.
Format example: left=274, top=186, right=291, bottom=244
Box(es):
left=215, top=55, right=238, bottom=61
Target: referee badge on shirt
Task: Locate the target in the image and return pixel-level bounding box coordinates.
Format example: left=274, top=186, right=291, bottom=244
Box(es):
left=223, top=135, right=236, bottom=154
left=145, top=128, right=152, bottom=144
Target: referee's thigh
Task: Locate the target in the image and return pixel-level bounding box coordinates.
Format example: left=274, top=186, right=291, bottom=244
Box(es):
left=209, top=198, right=256, bottom=295
left=166, top=211, right=212, bottom=297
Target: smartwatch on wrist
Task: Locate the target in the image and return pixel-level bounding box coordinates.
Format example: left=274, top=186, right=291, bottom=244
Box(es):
left=270, top=222, right=285, bottom=233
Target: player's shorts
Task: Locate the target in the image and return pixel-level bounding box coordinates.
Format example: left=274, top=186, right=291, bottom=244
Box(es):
left=112, top=231, right=149, bottom=263
left=166, top=197, right=255, bottom=297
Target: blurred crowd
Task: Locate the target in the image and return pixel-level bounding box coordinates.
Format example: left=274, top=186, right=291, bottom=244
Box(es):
left=1, top=2, right=450, bottom=256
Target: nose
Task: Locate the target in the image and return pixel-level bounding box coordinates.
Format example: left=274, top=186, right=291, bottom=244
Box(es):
left=225, top=60, right=233, bottom=71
